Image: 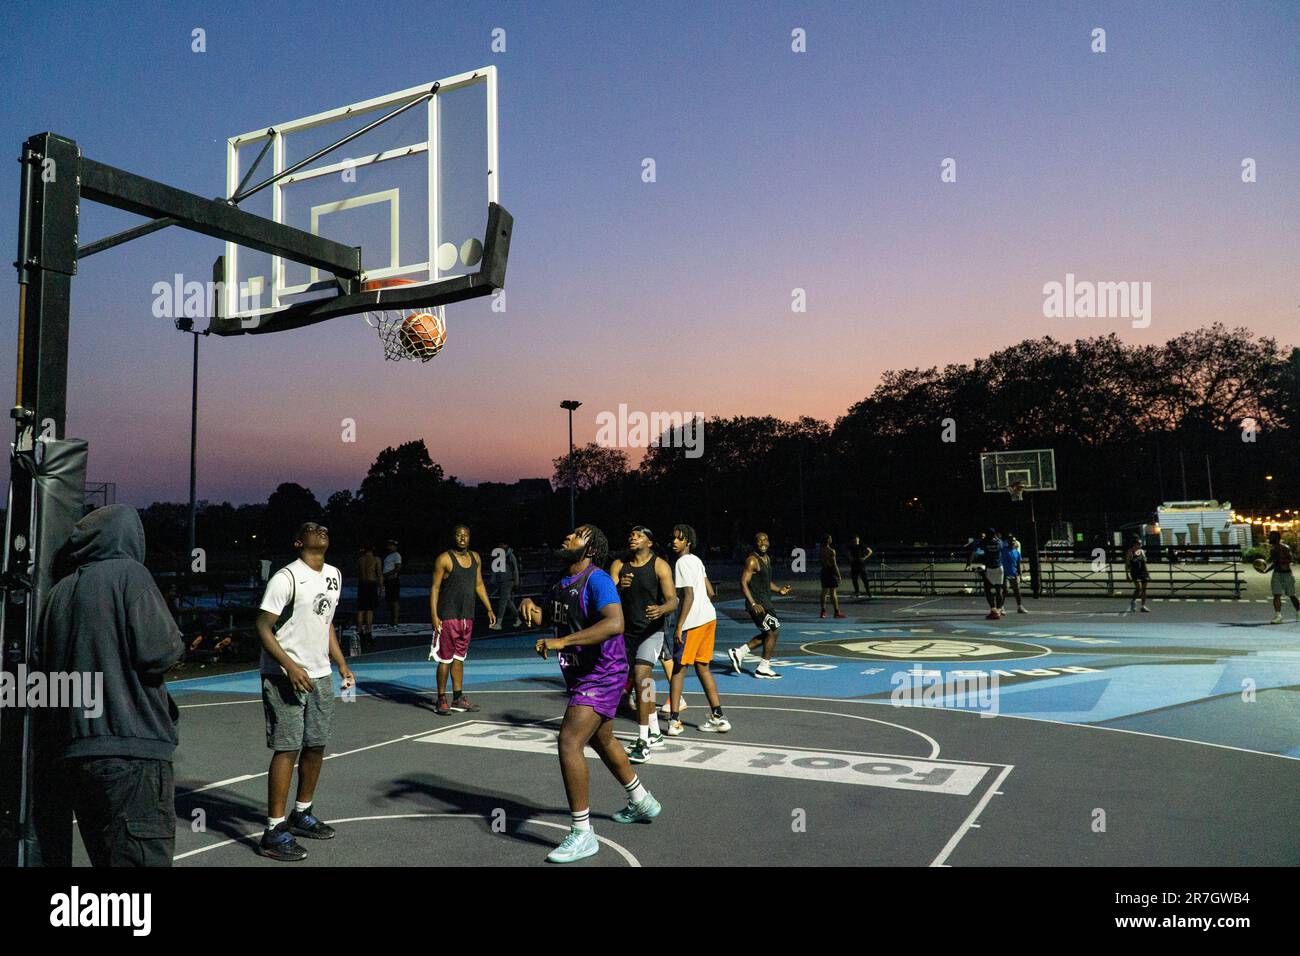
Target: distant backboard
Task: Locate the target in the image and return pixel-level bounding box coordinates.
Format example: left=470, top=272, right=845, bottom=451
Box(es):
left=980, top=449, right=1057, bottom=493
left=223, top=67, right=498, bottom=323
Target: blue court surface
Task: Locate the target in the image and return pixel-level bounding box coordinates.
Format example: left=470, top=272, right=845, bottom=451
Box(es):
left=160, top=595, right=1300, bottom=867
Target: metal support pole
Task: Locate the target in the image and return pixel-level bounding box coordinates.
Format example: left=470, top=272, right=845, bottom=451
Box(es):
left=187, top=328, right=199, bottom=565
left=2, top=133, right=80, bottom=866
left=560, top=401, right=581, bottom=530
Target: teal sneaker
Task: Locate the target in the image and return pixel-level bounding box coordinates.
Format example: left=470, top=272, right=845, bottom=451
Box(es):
left=612, top=792, right=662, bottom=824
left=626, top=738, right=652, bottom=764
left=546, top=827, right=599, bottom=863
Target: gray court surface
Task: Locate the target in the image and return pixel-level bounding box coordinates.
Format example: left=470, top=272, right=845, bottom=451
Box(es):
left=131, top=590, right=1300, bottom=867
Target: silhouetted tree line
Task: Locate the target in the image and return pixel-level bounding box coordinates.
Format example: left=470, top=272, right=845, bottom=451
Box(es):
left=136, top=324, right=1297, bottom=573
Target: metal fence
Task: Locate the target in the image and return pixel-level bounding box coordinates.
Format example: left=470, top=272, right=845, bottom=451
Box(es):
left=859, top=545, right=1244, bottom=598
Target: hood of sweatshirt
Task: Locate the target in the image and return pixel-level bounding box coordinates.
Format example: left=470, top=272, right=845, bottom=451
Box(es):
left=68, top=503, right=146, bottom=566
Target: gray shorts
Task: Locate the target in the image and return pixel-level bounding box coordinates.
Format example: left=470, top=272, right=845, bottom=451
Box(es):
left=627, top=631, right=665, bottom=667
left=262, top=674, right=335, bottom=751
left=1272, top=571, right=1296, bottom=598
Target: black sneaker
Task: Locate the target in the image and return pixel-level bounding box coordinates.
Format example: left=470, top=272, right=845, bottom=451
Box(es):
left=288, top=806, right=336, bottom=840
left=259, top=822, right=308, bottom=861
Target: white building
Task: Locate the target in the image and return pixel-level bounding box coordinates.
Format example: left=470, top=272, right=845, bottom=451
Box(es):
left=1155, top=501, right=1251, bottom=548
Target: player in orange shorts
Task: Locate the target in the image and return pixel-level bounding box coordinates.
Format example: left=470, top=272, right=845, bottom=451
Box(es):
left=666, top=524, right=730, bottom=735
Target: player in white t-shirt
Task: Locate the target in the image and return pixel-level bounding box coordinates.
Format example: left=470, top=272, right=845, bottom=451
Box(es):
left=254, top=521, right=354, bottom=862
left=666, top=524, right=731, bottom=735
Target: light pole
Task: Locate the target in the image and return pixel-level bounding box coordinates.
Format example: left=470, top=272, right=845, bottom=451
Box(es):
left=560, top=400, right=582, bottom=529
left=176, top=317, right=207, bottom=570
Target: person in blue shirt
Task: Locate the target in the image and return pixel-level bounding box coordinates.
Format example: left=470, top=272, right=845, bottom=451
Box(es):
left=1001, top=532, right=1026, bottom=613
left=966, top=529, right=1005, bottom=620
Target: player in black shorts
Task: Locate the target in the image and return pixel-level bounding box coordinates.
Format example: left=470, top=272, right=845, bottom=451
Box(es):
left=728, top=532, right=791, bottom=679
left=848, top=535, right=873, bottom=599
left=1125, top=535, right=1151, bottom=613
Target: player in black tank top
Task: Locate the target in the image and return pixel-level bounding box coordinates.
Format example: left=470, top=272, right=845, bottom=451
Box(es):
left=610, top=527, right=679, bottom=762
left=429, top=525, right=496, bottom=713
left=728, top=532, right=791, bottom=678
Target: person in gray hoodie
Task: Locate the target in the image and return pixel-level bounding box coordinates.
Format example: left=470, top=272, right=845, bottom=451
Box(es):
left=35, top=504, right=184, bottom=866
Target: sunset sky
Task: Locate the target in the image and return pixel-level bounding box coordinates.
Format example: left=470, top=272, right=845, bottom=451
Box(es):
left=1, top=0, right=1296, bottom=506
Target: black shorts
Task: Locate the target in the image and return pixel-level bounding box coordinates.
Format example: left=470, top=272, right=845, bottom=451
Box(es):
left=747, top=605, right=781, bottom=633
left=383, top=576, right=401, bottom=601
left=820, top=567, right=840, bottom=588
left=357, top=581, right=380, bottom=611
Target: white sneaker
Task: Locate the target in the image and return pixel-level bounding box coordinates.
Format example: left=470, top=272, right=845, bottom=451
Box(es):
left=700, top=715, right=731, bottom=733
left=754, top=663, right=783, bottom=680
left=1272, top=613, right=1284, bottom=624
left=727, top=646, right=746, bottom=674
left=659, top=698, right=686, bottom=717
left=1140, top=605, right=1151, bottom=613
left=1016, top=606, right=1028, bottom=614
left=665, top=720, right=685, bottom=736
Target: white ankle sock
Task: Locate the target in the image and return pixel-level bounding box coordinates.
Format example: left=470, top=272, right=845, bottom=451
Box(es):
left=624, top=775, right=647, bottom=803
left=571, top=808, right=591, bottom=831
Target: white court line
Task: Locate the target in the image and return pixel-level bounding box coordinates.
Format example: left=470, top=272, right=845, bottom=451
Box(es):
left=179, top=699, right=267, bottom=709
left=173, top=813, right=640, bottom=866
left=178, top=729, right=442, bottom=796
left=930, top=764, right=1014, bottom=867
left=717, top=705, right=941, bottom=759
left=895, top=598, right=942, bottom=614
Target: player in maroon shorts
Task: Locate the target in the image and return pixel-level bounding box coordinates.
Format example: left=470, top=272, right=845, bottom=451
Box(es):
left=429, top=525, right=495, bottom=715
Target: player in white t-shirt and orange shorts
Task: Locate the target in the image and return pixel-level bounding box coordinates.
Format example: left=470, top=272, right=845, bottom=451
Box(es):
left=666, top=524, right=731, bottom=736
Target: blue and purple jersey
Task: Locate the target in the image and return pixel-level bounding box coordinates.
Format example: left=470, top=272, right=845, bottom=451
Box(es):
left=549, top=566, right=628, bottom=693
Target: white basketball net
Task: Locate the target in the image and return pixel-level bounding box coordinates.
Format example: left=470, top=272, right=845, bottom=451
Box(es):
left=363, top=301, right=447, bottom=363
left=1008, top=482, right=1025, bottom=502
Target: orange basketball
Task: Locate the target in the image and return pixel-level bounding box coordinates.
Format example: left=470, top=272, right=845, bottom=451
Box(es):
left=398, top=310, right=447, bottom=359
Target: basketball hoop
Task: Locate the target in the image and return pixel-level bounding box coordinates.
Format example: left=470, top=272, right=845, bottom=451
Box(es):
left=362, top=277, right=447, bottom=362
left=1008, top=482, right=1025, bottom=502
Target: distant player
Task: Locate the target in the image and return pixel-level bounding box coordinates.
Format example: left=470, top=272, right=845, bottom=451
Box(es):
left=667, top=524, right=731, bottom=734
left=1002, top=532, right=1027, bottom=613
left=520, top=525, right=661, bottom=863
left=356, top=543, right=381, bottom=650
left=848, top=534, right=873, bottom=599
left=729, top=531, right=791, bottom=679
left=819, top=534, right=846, bottom=619
left=382, top=539, right=403, bottom=625
left=429, top=525, right=496, bottom=715
left=255, top=522, right=354, bottom=862
left=1125, top=535, right=1151, bottom=613
left=967, top=529, right=1005, bottom=620
left=1264, top=530, right=1298, bottom=624
left=610, top=526, right=679, bottom=763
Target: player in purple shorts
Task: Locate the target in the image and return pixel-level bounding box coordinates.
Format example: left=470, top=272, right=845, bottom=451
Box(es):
left=520, top=524, right=662, bottom=863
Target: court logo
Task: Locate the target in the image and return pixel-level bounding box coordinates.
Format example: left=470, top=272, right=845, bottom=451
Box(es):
left=313, top=594, right=331, bottom=616
left=803, top=638, right=1049, bottom=662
